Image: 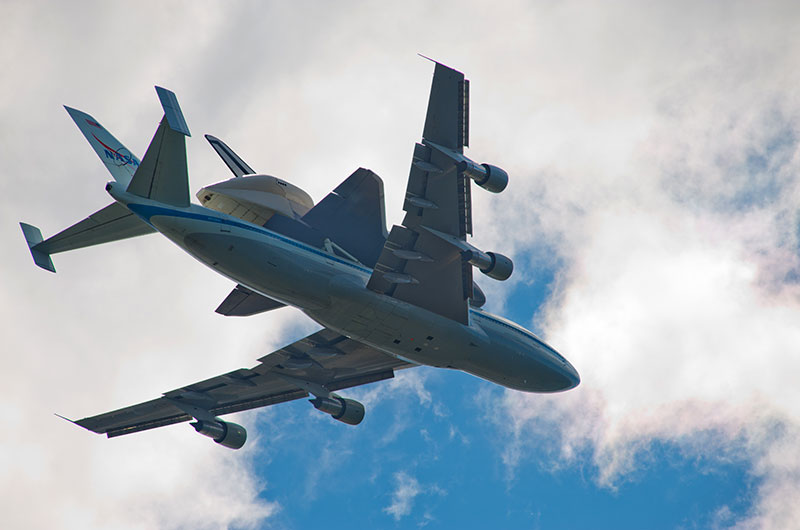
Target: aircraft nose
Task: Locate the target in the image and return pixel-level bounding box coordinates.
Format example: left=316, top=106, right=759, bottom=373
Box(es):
left=531, top=358, right=580, bottom=393
left=561, top=361, right=580, bottom=390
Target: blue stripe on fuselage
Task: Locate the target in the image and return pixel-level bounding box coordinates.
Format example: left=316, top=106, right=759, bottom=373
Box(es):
left=126, top=203, right=373, bottom=275
left=125, top=202, right=554, bottom=351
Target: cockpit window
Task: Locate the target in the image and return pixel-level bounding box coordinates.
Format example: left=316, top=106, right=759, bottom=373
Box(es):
left=470, top=310, right=567, bottom=363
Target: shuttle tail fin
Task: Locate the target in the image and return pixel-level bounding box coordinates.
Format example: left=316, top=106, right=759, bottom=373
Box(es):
left=205, top=134, right=255, bottom=177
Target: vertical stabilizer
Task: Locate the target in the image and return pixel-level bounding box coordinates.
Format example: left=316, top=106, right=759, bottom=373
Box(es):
left=64, top=107, right=141, bottom=187
left=126, top=87, right=191, bottom=207
left=205, top=135, right=255, bottom=177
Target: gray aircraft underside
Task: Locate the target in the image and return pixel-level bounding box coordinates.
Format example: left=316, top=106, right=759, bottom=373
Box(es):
left=22, top=60, right=579, bottom=449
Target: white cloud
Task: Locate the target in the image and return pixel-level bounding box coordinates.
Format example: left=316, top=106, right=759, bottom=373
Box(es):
left=478, top=1, right=800, bottom=527
left=384, top=471, right=422, bottom=520
left=383, top=469, right=447, bottom=522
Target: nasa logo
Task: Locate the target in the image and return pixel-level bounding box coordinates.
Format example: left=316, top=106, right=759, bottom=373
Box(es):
left=91, top=133, right=139, bottom=168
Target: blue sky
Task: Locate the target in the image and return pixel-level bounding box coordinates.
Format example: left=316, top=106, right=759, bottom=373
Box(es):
left=3, top=1, right=800, bottom=529
left=240, top=273, right=758, bottom=529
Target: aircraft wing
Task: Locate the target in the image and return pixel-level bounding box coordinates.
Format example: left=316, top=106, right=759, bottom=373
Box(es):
left=72, top=329, right=412, bottom=438
left=367, top=61, right=474, bottom=324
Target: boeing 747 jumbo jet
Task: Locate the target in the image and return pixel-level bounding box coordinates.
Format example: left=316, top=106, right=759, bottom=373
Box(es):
left=21, top=61, right=579, bottom=449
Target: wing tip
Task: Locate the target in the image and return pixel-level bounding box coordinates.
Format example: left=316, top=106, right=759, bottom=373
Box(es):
left=54, top=413, right=78, bottom=425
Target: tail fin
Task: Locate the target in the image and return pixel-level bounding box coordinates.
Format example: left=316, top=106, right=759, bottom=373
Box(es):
left=20, top=203, right=155, bottom=273
left=64, top=107, right=141, bottom=187
left=21, top=87, right=189, bottom=272
left=205, top=134, right=255, bottom=177
left=125, top=87, right=191, bottom=207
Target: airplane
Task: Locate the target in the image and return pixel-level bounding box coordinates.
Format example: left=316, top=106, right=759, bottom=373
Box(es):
left=21, top=61, right=579, bottom=450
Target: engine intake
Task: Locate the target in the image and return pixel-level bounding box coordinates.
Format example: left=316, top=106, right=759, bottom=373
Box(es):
left=457, top=160, right=508, bottom=193
left=310, top=396, right=365, bottom=425
left=463, top=249, right=513, bottom=281
left=191, top=420, right=248, bottom=450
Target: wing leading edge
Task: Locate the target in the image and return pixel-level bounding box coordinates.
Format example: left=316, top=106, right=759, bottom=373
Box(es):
left=74, top=329, right=413, bottom=438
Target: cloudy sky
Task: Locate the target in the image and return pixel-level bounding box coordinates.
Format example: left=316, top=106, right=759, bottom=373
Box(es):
left=3, top=1, right=800, bottom=528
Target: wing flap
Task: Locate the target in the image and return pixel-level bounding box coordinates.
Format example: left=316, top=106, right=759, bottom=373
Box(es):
left=369, top=226, right=470, bottom=324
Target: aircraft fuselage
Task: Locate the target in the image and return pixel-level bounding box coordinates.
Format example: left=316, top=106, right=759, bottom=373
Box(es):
left=111, top=182, right=579, bottom=393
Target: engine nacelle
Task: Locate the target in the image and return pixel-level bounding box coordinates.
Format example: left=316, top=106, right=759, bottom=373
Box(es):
left=457, top=160, right=508, bottom=193
left=483, top=252, right=513, bottom=280
left=191, top=420, right=248, bottom=450
left=463, top=249, right=514, bottom=281
left=310, top=396, right=365, bottom=425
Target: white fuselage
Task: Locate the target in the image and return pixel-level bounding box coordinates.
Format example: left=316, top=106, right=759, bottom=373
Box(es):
left=110, top=182, right=579, bottom=393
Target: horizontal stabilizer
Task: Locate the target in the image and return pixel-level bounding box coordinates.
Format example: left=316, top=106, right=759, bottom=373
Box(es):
left=20, top=223, right=55, bottom=272
left=20, top=203, right=155, bottom=272
left=126, top=87, right=190, bottom=207
left=64, top=106, right=141, bottom=187
left=216, top=285, right=286, bottom=316
left=205, top=135, right=255, bottom=177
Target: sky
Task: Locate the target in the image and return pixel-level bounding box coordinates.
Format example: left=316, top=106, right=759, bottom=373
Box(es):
left=2, top=1, right=800, bottom=528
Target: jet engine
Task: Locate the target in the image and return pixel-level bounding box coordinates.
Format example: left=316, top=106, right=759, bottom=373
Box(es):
left=191, top=419, right=248, bottom=449
left=197, top=174, right=314, bottom=226
left=463, top=249, right=513, bottom=281
left=310, top=396, right=365, bottom=425
left=457, top=160, right=508, bottom=193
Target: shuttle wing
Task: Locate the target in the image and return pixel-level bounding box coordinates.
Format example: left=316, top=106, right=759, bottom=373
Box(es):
left=71, top=329, right=412, bottom=438
left=367, top=61, right=474, bottom=324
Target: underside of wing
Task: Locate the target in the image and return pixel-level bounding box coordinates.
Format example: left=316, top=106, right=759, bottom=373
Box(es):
left=74, top=329, right=413, bottom=438
left=366, top=60, right=513, bottom=323
left=367, top=62, right=473, bottom=323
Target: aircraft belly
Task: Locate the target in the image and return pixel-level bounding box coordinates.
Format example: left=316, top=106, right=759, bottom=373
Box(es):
left=149, top=214, right=577, bottom=393
left=173, top=225, right=331, bottom=310
left=310, top=275, right=484, bottom=369
left=309, top=273, right=577, bottom=392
